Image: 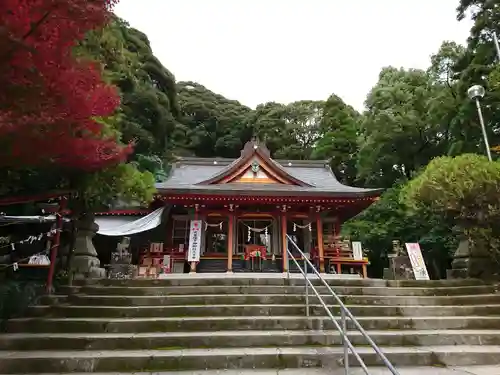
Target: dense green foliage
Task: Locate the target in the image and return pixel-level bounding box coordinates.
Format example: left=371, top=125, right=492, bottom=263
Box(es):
left=402, top=154, right=500, bottom=267
left=77, top=17, right=179, bottom=159
left=403, top=154, right=500, bottom=221
left=175, top=81, right=253, bottom=158
left=3, top=0, right=500, bottom=276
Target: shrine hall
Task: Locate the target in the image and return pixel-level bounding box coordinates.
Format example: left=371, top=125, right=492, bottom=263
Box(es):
left=95, top=140, right=382, bottom=277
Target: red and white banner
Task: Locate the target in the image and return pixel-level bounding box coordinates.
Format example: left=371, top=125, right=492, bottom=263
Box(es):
left=187, top=220, right=203, bottom=262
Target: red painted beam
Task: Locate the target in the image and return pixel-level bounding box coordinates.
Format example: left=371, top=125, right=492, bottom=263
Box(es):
left=94, top=209, right=152, bottom=216
left=155, top=194, right=379, bottom=205
left=0, top=191, right=73, bottom=206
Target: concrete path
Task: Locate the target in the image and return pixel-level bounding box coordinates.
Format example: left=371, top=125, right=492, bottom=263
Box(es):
left=11, top=367, right=500, bottom=375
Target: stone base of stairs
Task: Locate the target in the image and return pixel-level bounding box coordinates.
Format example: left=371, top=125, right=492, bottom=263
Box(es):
left=2, top=277, right=500, bottom=373
left=4, top=368, right=500, bottom=375
left=1, top=346, right=500, bottom=373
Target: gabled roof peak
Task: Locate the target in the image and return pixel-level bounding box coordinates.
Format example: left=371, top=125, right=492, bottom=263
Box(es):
left=195, top=138, right=313, bottom=187
left=241, top=138, right=270, bottom=158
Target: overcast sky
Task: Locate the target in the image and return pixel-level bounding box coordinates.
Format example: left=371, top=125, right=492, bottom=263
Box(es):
left=114, top=0, right=473, bottom=111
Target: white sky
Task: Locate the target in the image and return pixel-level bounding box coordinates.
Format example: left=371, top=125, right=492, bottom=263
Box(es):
left=114, top=0, right=474, bottom=111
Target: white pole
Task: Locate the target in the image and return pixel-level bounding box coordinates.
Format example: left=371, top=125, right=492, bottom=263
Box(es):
left=493, top=31, right=500, bottom=62
left=475, top=98, right=493, bottom=162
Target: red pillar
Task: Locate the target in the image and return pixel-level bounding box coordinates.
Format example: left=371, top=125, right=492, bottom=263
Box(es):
left=227, top=212, right=234, bottom=272
left=281, top=212, right=288, bottom=272
left=316, top=214, right=325, bottom=273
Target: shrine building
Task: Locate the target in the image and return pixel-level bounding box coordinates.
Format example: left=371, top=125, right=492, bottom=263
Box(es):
left=114, top=139, right=382, bottom=276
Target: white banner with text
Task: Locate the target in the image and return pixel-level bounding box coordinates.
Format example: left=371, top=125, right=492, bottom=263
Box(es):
left=187, top=220, right=203, bottom=262
left=405, top=243, right=430, bottom=280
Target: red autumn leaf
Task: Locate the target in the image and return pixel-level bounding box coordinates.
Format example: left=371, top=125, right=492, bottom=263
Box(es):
left=0, top=0, right=132, bottom=172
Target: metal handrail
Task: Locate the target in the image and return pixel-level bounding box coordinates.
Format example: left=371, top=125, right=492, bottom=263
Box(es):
left=285, top=234, right=400, bottom=375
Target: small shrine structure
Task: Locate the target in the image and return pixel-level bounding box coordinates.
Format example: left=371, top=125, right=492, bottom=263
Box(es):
left=118, top=139, right=382, bottom=276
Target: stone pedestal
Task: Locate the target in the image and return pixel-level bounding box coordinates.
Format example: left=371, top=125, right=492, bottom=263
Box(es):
left=58, top=242, right=71, bottom=270
left=384, top=256, right=414, bottom=280
left=447, top=238, right=470, bottom=279
left=70, top=214, right=105, bottom=280
left=109, top=248, right=135, bottom=279
left=447, top=236, right=497, bottom=279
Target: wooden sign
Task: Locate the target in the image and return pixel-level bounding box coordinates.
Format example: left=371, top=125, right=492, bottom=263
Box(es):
left=351, top=242, right=363, bottom=261
left=405, top=243, right=430, bottom=280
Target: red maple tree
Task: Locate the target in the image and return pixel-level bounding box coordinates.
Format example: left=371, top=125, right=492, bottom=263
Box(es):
left=0, top=0, right=132, bottom=171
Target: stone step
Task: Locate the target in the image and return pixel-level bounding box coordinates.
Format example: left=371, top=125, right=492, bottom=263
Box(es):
left=27, top=304, right=500, bottom=318
left=6, top=316, right=500, bottom=333
left=62, top=284, right=499, bottom=297
left=1, top=346, right=500, bottom=372
left=38, top=295, right=68, bottom=304
left=1, top=330, right=499, bottom=351
left=6, top=367, right=500, bottom=375
left=79, top=277, right=491, bottom=288
left=65, top=293, right=500, bottom=306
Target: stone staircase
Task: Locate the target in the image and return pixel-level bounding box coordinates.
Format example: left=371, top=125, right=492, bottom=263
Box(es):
left=1, top=276, right=500, bottom=373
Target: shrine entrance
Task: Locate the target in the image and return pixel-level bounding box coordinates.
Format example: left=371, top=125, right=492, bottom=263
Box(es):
left=236, top=217, right=280, bottom=272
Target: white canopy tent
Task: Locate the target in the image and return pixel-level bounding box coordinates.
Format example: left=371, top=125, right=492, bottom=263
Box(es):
left=95, top=207, right=165, bottom=236
left=0, top=207, right=167, bottom=236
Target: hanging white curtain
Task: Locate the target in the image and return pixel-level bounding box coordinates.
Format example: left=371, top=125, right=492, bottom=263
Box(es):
left=95, top=207, right=165, bottom=236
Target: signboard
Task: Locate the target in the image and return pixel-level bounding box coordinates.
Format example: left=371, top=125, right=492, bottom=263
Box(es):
left=162, top=255, right=171, bottom=273
left=351, top=242, right=363, bottom=261
left=405, top=243, right=430, bottom=280
left=187, top=220, right=203, bottom=262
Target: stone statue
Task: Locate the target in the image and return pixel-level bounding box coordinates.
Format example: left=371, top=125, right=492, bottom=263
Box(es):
left=109, top=237, right=135, bottom=279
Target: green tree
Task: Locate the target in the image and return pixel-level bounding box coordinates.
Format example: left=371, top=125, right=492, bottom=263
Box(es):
left=78, top=17, right=180, bottom=160
left=247, top=102, right=289, bottom=157
left=356, top=67, right=449, bottom=187
left=402, top=154, right=500, bottom=272
left=280, top=100, right=323, bottom=159
left=343, top=184, right=455, bottom=279
left=248, top=100, right=324, bottom=160
left=452, top=0, right=500, bottom=155
left=312, top=95, right=360, bottom=184
left=427, top=41, right=468, bottom=157
left=75, top=164, right=155, bottom=211
left=402, top=154, right=500, bottom=226
left=177, top=81, right=253, bottom=158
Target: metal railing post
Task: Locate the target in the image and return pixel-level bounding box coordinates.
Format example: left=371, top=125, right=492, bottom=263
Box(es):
left=341, top=309, right=349, bottom=373
left=286, top=245, right=290, bottom=279
left=304, top=257, right=309, bottom=317
left=285, top=234, right=400, bottom=375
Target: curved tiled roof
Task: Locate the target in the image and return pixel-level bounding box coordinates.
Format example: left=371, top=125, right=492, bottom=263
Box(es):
left=155, top=157, right=382, bottom=198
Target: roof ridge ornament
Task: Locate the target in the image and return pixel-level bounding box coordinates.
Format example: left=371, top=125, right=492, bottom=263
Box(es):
left=242, top=138, right=270, bottom=157
left=251, top=160, right=260, bottom=175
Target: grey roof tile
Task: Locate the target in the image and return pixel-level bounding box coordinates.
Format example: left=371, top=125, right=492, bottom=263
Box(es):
left=156, top=158, right=382, bottom=197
